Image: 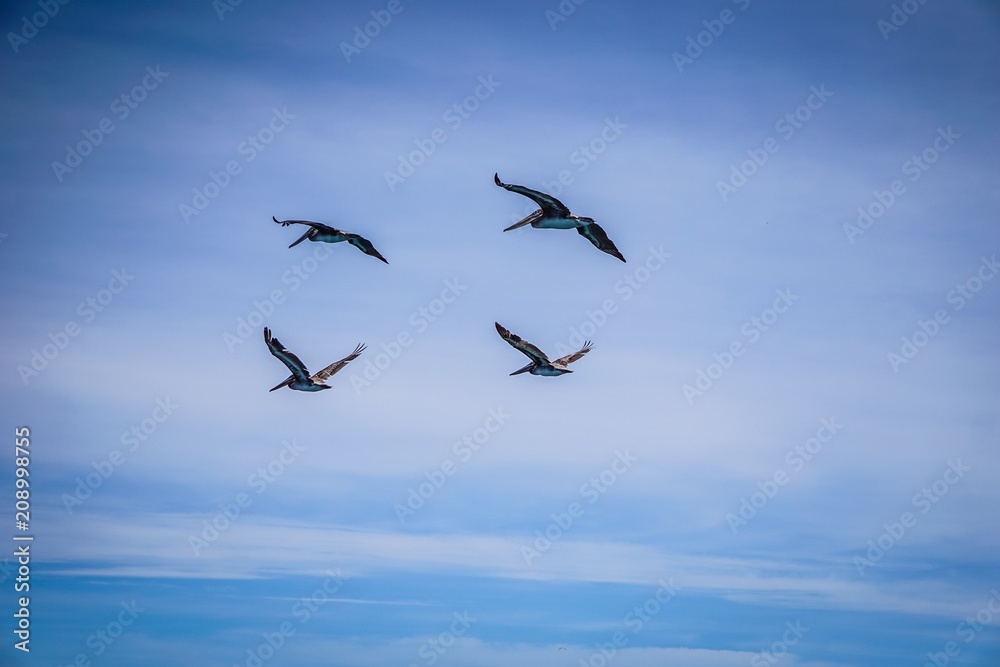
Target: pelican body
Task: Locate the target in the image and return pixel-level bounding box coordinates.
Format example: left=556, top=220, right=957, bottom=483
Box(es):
left=495, top=322, right=593, bottom=377
left=494, top=173, right=625, bottom=262
left=273, top=217, right=388, bottom=264
left=264, top=327, right=365, bottom=392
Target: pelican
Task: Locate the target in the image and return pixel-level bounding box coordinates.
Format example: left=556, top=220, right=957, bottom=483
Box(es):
left=494, top=173, right=625, bottom=262
left=264, top=327, right=365, bottom=392
left=272, top=217, right=388, bottom=264
left=495, top=322, right=592, bottom=376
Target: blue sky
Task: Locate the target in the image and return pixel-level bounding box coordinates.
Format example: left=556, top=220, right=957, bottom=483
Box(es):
left=1, top=0, right=999, bottom=665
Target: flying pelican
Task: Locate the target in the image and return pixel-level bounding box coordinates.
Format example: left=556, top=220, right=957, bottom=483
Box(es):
left=495, top=322, right=592, bottom=376
left=272, top=217, right=388, bottom=264
left=494, top=173, right=625, bottom=262
left=264, top=327, right=365, bottom=392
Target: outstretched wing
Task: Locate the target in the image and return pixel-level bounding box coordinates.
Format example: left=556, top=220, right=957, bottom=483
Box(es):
left=347, top=234, right=389, bottom=264
left=553, top=340, right=593, bottom=367
left=495, top=322, right=550, bottom=366
left=311, top=343, right=367, bottom=383
left=264, top=327, right=311, bottom=381
left=577, top=221, right=626, bottom=262
left=494, top=173, right=571, bottom=218
left=272, top=216, right=341, bottom=233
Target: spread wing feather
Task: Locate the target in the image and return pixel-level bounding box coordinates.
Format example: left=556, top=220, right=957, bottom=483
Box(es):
left=311, top=343, right=366, bottom=382
left=494, top=173, right=571, bottom=218
left=347, top=235, right=389, bottom=264
left=495, top=322, right=550, bottom=366
left=553, top=341, right=593, bottom=367
left=273, top=217, right=344, bottom=234
left=577, top=221, right=625, bottom=262
left=264, top=327, right=311, bottom=382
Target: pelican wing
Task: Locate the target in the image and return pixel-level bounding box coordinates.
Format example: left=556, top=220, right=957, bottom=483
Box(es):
left=264, top=327, right=311, bottom=381
left=346, top=234, right=389, bottom=264
left=311, top=343, right=366, bottom=383
left=495, top=322, right=550, bottom=366
left=494, top=173, right=571, bottom=218
left=554, top=341, right=593, bottom=367
left=577, top=221, right=625, bottom=262
left=272, top=217, right=342, bottom=234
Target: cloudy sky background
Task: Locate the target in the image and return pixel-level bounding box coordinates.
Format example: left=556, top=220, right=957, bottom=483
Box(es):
left=1, top=1, right=999, bottom=665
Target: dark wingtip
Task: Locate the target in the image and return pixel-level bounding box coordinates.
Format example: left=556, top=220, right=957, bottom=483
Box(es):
left=494, top=172, right=503, bottom=187
left=272, top=216, right=281, bottom=224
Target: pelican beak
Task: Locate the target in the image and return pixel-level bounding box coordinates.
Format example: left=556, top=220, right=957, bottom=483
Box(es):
left=509, top=364, right=533, bottom=376
left=503, top=218, right=533, bottom=232
left=269, top=376, right=293, bottom=392
left=288, top=229, right=312, bottom=248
